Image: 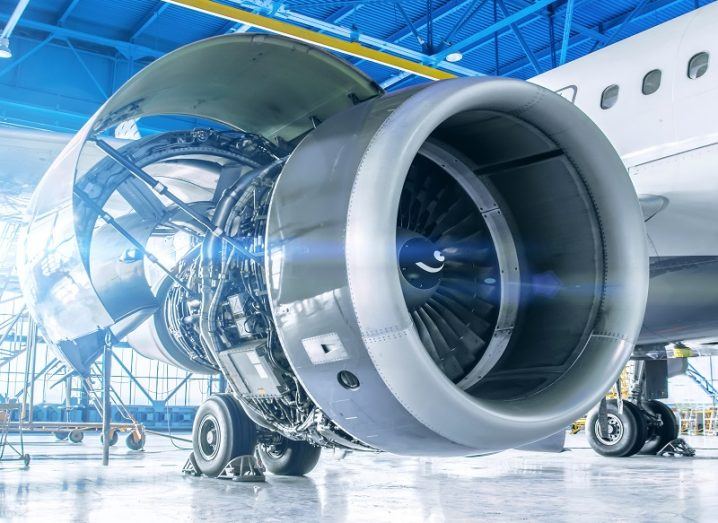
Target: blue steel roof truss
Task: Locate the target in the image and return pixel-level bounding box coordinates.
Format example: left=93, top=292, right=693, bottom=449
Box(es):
left=0, top=0, right=711, bottom=132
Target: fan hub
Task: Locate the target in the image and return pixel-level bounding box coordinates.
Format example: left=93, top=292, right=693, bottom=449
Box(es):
left=398, top=231, right=443, bottom=310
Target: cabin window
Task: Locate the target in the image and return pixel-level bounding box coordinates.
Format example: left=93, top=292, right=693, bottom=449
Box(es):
left=600, top=84, right=619, bottom=109
left=687, top=52, right=709, bottom=79
left=642, top=69, right=662, bottom=95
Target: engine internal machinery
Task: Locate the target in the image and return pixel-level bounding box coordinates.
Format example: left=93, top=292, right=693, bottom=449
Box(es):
left=18, top=34, right=649, bottom=460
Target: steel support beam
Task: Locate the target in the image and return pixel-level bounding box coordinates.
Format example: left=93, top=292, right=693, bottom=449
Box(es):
left=502, top=0, right=690, bottom=76
left=164, top=374, right=193, bottom=403
left=247, top=1, right=479, bottom=75
left=110, top=351, right=156, bottom=405
left=559, top=0, right=575, bottom=64
left=497, top=0, right=541, bottom=73
left=130, top=2, right=171, bottom=41
left=64, top=39, right=109, bottom=98
left=163, top=0, right=459, bottom=79
left=512, top=0, right=607, bottom=43
left=436, top=0, right=559, bottom=61
left=57, top=0, right=81, bottom=26
left=0, top=13, right=166, bottom=60
left=102, top=331, right=113, bottom=466
left=439, top=0, right=488, bottom=50
left=597, top=0, right=651, bottom=49
left=381, top=0, right=557, bottom=86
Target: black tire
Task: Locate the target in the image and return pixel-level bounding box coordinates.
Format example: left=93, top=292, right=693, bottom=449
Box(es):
left=192, top=394, right=257, bottom=477
left=586, top=400, right=646, bottom=457
left=126, top=430, right=146, bottom=451
left=101, top=429, right=119, bottom=447
left=22, top=454, right=30, bottom=467
left=621, top=400, right=649, bottom=456
left=53, top=431, right=69, bottom=441
left=68, top=429, right=84, bottom=444
left=258, top=436, right=321, bottom=476
left=639, top=400, right=679, bottom=455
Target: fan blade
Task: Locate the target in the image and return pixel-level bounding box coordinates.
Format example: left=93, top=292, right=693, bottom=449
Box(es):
left=412, top=311, right=442, bottom=363
left=417, top=308, right=464, bottom=380
left=439, top=241, right=493, bottom=265
left=422, top=303, right=473, bottom=368
left=428, top=298, right=487, bottom=357
left=419, top=186, right=456, bottom=234
left=434, top=213, right=483, bottom=244
left=429, top=200, right=470, bottom=240
left=433, top=292, right=493, bottom=338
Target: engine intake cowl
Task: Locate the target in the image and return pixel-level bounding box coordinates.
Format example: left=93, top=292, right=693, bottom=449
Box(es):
left=266, top=77, right=648, bottom=455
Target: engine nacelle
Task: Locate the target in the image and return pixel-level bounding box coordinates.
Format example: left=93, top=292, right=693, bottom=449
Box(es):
left=266, top=77, right=648, bottom=454
left=18, top=34, right=648, bottom=455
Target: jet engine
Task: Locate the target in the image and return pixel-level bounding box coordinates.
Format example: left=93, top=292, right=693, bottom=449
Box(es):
left=18, top=34, right=648, bottom=462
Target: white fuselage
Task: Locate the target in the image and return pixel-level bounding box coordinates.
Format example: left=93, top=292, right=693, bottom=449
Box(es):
left=531, top=2, right=718, bottom=258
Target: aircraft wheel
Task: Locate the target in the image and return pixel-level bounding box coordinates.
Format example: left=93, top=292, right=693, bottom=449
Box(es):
left=192, top=394, right=256, bottom=477
left=586, top=400, right=646, bottom=457
left=640, top=400, right=679, bottom=455
left=53, top=431, right=69, bottom=441
left=258, top=436, right=321, bottom=476
left=101, top=429, right=119, bottom=447
left=126, top=429, right=146, bottom=451
left=68, top=429, right=84, bottom=444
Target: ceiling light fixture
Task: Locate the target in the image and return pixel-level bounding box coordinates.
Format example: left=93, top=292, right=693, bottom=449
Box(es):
left=0, top=37, right=11, bottom=59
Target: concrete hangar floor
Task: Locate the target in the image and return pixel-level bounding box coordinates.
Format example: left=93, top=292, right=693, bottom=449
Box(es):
left=0, top=433, right=716, bottom=522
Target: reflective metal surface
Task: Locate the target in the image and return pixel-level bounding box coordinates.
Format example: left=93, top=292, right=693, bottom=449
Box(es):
left=18, top=33, right=381, bottom=361
left=21, top=34, right=649, bottom=457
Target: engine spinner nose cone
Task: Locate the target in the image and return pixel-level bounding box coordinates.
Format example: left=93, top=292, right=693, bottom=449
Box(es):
left=398, top=232, right=443, bottom=310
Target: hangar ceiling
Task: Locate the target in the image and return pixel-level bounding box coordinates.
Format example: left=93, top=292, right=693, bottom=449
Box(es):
left=0, top=0, right=713, bottom=133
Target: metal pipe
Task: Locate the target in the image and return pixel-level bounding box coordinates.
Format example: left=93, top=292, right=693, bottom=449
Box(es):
left=102, top=330, right=112, bottom=466
left=26, top=318, right=37, bottom=423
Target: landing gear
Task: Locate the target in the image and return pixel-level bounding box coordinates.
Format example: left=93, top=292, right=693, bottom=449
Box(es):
left=586, top=400, right=647, bottom=457
left=588, top=357, right=688, bottom=458
left=192, top=394, right=257, bottom=477
left=639, top=400, right=679, bottom=455
left=53, top=431, right=69, bottom=441
left=257, top=435, right=321, bottom=476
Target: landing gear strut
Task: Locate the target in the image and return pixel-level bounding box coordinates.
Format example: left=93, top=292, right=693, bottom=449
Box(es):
left=639, top=399, right=679, bottom=455
left=187, top=394, right=322, bottom=480
left=587, top=358, right=688, bottom=457
left=586, top=399, right=646, bottom=457
left=257, top=435, right=321, bottom=476
left=191, top=394, right=257, bottom=478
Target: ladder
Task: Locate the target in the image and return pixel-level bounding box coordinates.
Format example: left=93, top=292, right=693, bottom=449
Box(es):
left=686, top=362, right=718, bottom=404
